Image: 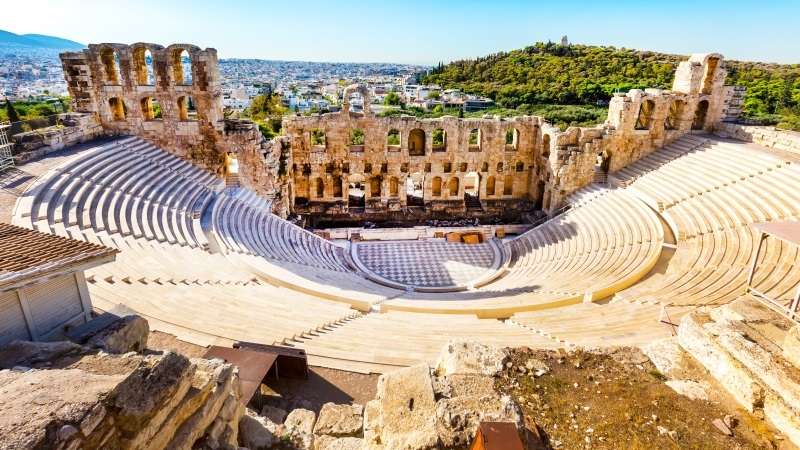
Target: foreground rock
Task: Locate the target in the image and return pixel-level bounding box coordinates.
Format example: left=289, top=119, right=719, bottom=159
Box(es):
left=679, top=296, right=800, bottom=446
left=0, top=340, right=243, bottom=449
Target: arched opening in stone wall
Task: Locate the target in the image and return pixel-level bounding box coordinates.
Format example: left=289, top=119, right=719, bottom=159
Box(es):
left=314, top=177, right=324, bottom=198
left=486, top=176, right=496, bottom=196
left=481, top=162, right=489, bottom=172
left=534, top=180, right=545, bottom=209
left=469, top=129, right=481, bottom=151
left=432, top=177, right=442, bottom=197
left=406, top=172, right=424, bottom=206
left=387, top=129, right=401, bottom=151
left=665, top=100, right=684, bottom=130
left=448, top=177, right=460, bottom=198
left=349, top=129, right=365, bottom=152
left=542, top=135, right=551, bottom=158
left=171, top=49, right=193, bottom=85
left=132, top=48, right=154, bottom=85
left=464, top=171, right=480, bottom=199
left=140, top=97, right=158, bottom=121
left=311, top=128, right=326, bottom=147
left=505, top=128, right=519, bottom=150
left=346, top=92, right=364, bottom=113
left=332, top=176, right=343, bottom=198
left=701, top=57, right=720, bottom=95
left=432, top=128, right=446, bottom=152
left=503, top=175, right=514, bottom=195
left=100, top=47, right=121, bottom=85
left=692, top=100, right=709, bottom=130
left=543, top=188, right=551, bottom=210
left=348, top=174, right=366, bottom=208
left=108, top=97, right=126, bottom=121
left=596, top=150, right=612, bottom=174
left=515, top=162, right=525, bottom=172
left=177, top=96, right=197, bottom=121
left=408, top=129, right=425, bottom=156
left=295, top=177, right=309, bottom=205
left=635, top=100, right=656, bottom=130
left=389, top=177, right=399, bottom=197
left=370, top=176, right=382, bottom=197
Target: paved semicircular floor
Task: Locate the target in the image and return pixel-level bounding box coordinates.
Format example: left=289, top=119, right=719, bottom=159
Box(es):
left=354, top=241, right=500, bottom=288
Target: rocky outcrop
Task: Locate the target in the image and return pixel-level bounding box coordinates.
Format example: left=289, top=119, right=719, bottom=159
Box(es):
left=678, top=296, right=800, bottom=446
left=0, top=342, right=243, bottom=450
left=314, top=403, right=364, bottom=438
left=434, top=338, right=507, bottom=377
left=784, top=325, right=800, bottom=369
left=84, top=314, right=149, bottom=354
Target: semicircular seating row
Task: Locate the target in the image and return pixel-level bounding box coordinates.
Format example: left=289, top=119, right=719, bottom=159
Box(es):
left=606, top=135, right=800, bottom=312
left=377, top=187, right=665, bottom=318
left=505, top=135, right=800, bottom=349
left=209, top=188, right=404, bottom=309
left=10, top=137, right=369, bottom=346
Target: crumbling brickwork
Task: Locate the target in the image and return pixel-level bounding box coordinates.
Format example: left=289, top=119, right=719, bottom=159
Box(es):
left=284, top=85, right=541, bottom=221
left=60, top=45, right=740, bottom=222
left=60, top=43, right=284, bottom=210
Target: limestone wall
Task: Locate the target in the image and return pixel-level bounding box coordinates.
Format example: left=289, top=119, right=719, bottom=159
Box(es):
left=60, top=43, right=227, bottom=175
left=11, top=113, right=103, bottom=164
left=713, top=123, right=800, bottom=156
left=284, top=103, right=540, bottom=219
left=57, top=44, right=740, bottom=221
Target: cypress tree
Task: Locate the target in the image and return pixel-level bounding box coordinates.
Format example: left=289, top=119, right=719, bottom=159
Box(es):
left=4, top=97, right=20, bottom=122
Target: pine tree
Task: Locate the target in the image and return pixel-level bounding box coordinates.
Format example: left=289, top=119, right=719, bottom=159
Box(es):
left=4, top=97, right=20, bottom=122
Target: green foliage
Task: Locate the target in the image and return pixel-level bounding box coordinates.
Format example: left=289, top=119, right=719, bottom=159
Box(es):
left=311, top=128, right=326, bottom=146
left=387, top=129, right=400, bottom=145
left=248, top=94, right=288, bottom=137
left=5, top=98, right=20, bottom=122
left=506, top=129, right=515, bottom=145
left=432, top=129, right=444, bottom=146
left=427, top=91, right=441, bottom=100
left=382, top=92, right=402, bottom=106
left=153, top=103, right=162, bottom=119
left=349, top=129, right=365, bottom=145
left=376, top=106, right=462, bottom=119
left=422, top=42, right=800, bottom=124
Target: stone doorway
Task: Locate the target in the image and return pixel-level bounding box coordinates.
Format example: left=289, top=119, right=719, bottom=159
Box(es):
left=348, top=174, right=366, bottom=208
left=406, top=172, right=424, bottom=207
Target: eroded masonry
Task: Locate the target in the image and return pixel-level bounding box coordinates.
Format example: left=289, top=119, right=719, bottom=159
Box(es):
left=60, top=45, right=743, bottom=222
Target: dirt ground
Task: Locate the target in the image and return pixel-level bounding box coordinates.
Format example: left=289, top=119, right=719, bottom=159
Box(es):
left=148, top=331, right=379, bottom=414
left=497, top=347, right=797, bottom=450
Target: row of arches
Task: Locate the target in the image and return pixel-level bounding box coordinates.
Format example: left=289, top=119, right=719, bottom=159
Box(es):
left=309, top=127, right=522, bottom=154
left=295, top=173, right=515, bottom=206
left=100, top=46, right=193, bottom=87
left=107, top=95, right=197, bottom=121
left=634, top=99, right=710, bottom=131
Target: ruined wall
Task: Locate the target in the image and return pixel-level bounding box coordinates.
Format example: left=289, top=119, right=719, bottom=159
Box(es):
left=535, top=53, right=739, bottom=213
left=714, top=123, right=800, bottom=156
left=59, top=46, right=739, bottom=222
left=11, top=113, right=103, bottom=164
left=60, top=43, right=285, bottom=212
left=60, top=43, right=227, bottom=175
left=284, top=85, right=541, bottom=221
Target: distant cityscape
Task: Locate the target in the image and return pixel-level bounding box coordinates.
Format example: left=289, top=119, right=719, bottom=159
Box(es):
left=0, top=43, right=497, bottom=116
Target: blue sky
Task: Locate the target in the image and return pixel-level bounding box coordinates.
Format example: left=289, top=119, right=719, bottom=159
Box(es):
left=2, top=0, right=798, bottom=65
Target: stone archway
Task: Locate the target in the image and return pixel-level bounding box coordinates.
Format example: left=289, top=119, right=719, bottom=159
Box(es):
left=342, top=84, right=371, bottom=115
left=407, top=172, right=424, bottom=207
left=348, top=174, right=366, bottom=208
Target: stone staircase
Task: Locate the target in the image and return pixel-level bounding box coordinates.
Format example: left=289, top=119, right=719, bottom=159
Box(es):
left=464, top=193, right=482, bottom=211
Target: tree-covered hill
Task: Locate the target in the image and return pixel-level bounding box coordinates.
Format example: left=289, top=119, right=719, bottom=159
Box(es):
left=422, top=42, right=800, bottom=129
